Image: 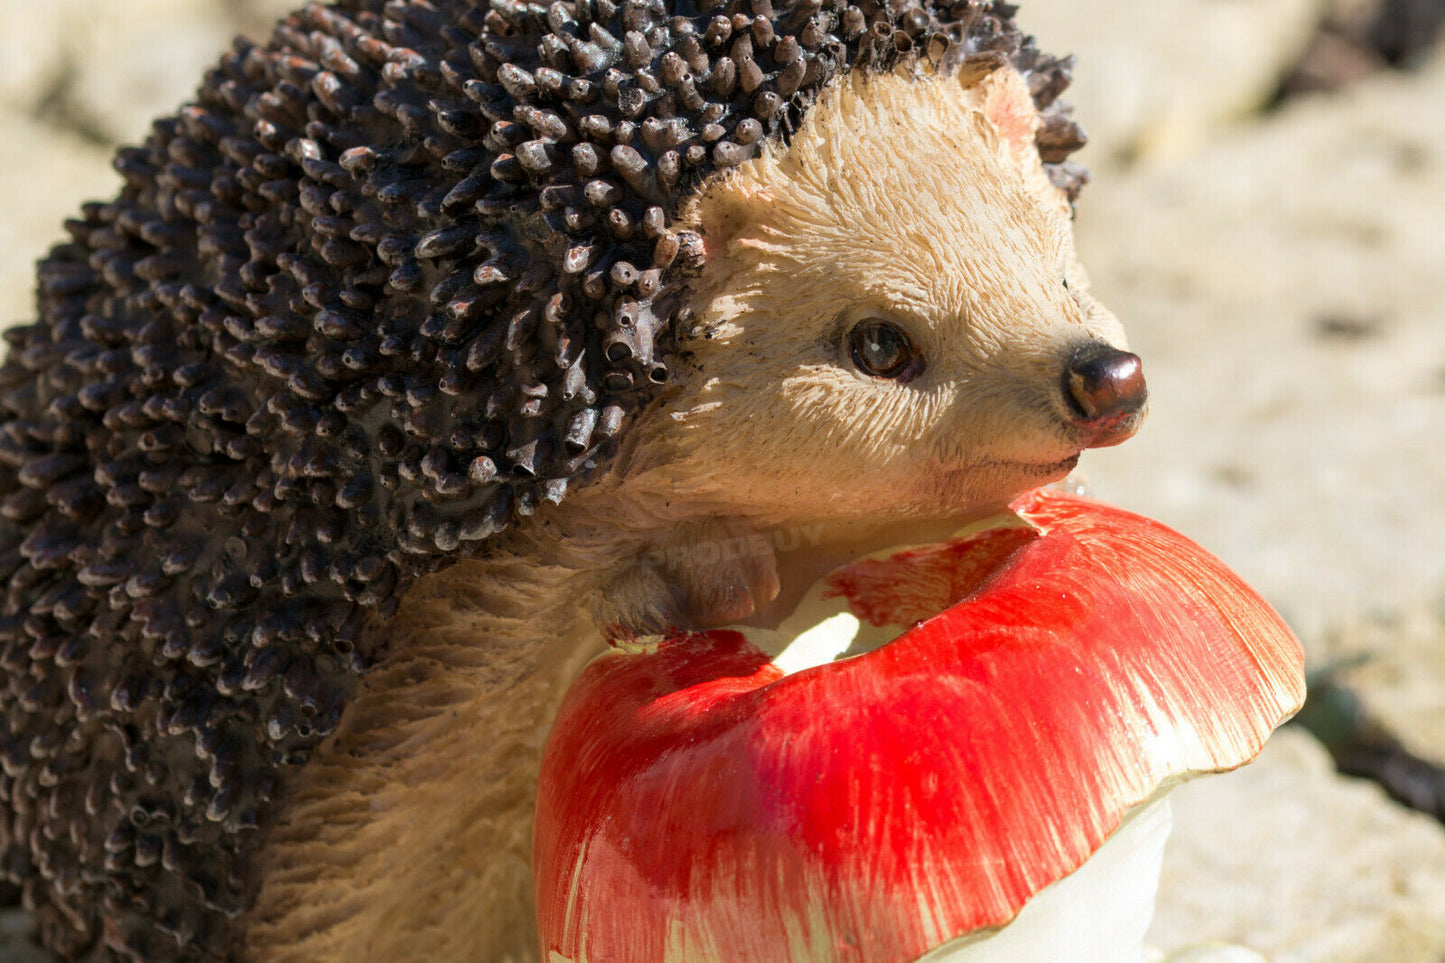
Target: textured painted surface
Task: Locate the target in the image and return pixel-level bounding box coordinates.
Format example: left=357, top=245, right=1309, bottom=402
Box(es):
left=0, top=2, right=1098, bottom=958
left=534, top=490, right=1304, bottom=962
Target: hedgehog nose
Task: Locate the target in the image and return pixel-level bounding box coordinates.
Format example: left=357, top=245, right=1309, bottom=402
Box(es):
left=1063, top=344, right=1148, bottom=448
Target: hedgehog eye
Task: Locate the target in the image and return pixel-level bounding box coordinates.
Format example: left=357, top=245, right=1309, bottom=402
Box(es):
left=847, top=320, right=925, bottom=383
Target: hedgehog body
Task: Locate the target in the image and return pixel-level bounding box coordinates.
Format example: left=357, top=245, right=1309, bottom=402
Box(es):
left=0, top=0, right=1108, bottom=959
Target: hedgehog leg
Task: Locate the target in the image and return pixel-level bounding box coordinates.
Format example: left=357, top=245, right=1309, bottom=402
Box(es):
left=237, top=559, right=603, bottom=963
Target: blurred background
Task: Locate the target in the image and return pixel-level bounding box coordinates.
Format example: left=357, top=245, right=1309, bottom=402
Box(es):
left=0, top=0, right=1442, bottom=960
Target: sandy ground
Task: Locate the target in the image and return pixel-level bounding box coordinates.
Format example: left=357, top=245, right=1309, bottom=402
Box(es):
left=1, top=1, right=1443, bottom=960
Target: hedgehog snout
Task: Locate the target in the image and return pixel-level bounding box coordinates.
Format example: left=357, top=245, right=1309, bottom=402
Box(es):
left=1062, top=343, right=1148, bottom=448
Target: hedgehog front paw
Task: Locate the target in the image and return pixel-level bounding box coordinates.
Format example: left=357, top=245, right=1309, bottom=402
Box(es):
left=598, top=521, right=781, bottom=640
left=593, top=560, right=689, bottom=643
left=670, top=521, right=781, bottom=628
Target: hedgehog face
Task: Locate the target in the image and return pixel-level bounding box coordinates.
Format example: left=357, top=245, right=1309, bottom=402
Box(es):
left=622, top=66, right=1132, bottom=529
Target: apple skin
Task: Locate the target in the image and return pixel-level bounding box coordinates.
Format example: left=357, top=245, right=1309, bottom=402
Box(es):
left=533, top=490, right=1306, bottom=962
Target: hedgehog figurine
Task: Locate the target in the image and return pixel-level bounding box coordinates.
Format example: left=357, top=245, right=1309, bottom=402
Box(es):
left=0, top=0, right=1148, bottom=959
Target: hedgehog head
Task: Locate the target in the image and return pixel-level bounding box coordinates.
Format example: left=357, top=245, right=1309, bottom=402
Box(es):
left=258, top=0, right=1095, bottom=569
left=616, top=63, right=1126, bottom=529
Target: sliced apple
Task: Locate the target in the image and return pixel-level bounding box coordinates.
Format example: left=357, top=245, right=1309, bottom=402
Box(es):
left=533, top=490, right=1305, bottom=962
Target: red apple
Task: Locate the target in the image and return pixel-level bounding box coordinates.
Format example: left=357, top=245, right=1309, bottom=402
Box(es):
left=533, top=490, right=1305, bottom=962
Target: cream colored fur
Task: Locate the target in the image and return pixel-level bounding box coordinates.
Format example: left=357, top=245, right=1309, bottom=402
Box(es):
left=240, top=63, right=1131, bottom=962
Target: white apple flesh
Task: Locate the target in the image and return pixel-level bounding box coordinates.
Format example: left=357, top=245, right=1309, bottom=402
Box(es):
left=916, top=799, right=1172, bottom=963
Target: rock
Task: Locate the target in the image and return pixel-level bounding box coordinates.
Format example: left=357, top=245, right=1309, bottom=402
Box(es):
left=1074, top=53, right=1445, bottom=643
left=1151, top=729, right=1445, bottom=962
left=0, top=0, right=295, bottom=330
left=0, top=0, right=80, bottom=109
left=1022, top=0, right=1323, bottom=163
left=0, top=117, right=116, bottom=329
left=1157, top=947, right=1269, bottom=963
left=1314, top=605, right=1445, bottom=762
left=0, top=1, right=295, bottom=142
left=61, top=0, right=294, bottom=145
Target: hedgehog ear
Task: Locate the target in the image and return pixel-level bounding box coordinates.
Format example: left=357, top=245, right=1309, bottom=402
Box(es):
left=954, top=57, right=1041, bottom=158
left=683, top=179, right=775, bottom=270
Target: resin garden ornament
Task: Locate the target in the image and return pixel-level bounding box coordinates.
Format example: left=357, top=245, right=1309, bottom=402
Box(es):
left=0, top=0, right=1302, bottom=959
